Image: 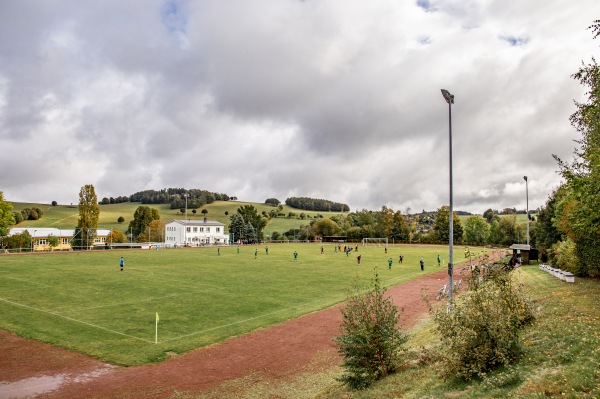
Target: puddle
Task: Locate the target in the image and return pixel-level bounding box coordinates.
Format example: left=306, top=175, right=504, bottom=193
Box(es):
left=0, top=366, right=115, bottom=399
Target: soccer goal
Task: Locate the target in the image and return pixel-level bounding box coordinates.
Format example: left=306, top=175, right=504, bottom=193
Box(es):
left=361, top=237, right=389, bottom=247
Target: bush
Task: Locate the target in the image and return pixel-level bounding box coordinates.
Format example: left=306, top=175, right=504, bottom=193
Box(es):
left=117, top=216, right=125, bottom=223
left=550, top=238, right=577, bottom=273
left=333, top=268, right=408, bottom=390
left=12, top=211, right=23, bottom=224
left=431, top=261, right=534, bottom=380
left=28, top=209, right=39, bottom=220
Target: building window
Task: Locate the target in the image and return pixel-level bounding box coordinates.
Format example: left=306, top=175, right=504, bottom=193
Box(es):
left=193, top=227, right=198, bottom=233
left=207, top=227, right=210, bottom=233
left=199, top=227, right=204, bottom=232
left=186, top=227, right=191, bottom=233
left=216, top=227, right=220, bottom=233
left=62, top=238, right=69, bottom=244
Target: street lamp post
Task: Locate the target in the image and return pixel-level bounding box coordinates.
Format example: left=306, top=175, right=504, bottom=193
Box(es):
left=524, top=176, right=529, bottom=246
left=441, top=89, right=455, bottom=309
left=184, top=193, right=188, bottom=246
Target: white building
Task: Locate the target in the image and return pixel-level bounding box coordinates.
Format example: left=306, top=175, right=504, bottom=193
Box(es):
left=165, top=219, right=229, bottom=247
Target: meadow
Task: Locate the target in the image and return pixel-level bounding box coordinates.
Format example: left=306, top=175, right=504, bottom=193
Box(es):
left=0, top=243, right=464, bottom=366
left=8, top=200, right=340, bottom=236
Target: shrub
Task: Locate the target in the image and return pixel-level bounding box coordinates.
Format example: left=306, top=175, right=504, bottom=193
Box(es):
left=432, top=261, right=534, bottom=380
left=550, top=238, right=577, bottom=273
left=28, top=209, right=39, bottom=220
left=117, top=216, right=125, bottom=223
left=12, top=211, right=23, bottom=224
left=334, top=268, right=408, bottom=390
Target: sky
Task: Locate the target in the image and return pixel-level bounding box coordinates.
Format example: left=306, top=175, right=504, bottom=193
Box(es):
left=0, top=1, right=598, bottom=214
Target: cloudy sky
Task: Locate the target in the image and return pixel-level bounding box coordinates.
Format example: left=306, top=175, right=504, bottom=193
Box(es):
left=0, top=1, right=597, bottom=214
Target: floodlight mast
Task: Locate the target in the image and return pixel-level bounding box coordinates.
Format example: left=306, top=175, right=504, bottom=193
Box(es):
left=441, top=89, right=454, bottom=310
left=524, top=176, right=529, bottom=246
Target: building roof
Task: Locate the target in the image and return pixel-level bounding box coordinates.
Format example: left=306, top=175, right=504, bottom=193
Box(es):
left=166, top=219, right=225, bottom=227
left=8, top=228, right=111, bottom=238
left=509, top=244, right=531, bottom=251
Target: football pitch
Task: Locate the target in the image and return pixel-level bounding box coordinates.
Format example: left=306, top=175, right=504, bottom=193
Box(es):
left=0, top=243, right=475, bottom=366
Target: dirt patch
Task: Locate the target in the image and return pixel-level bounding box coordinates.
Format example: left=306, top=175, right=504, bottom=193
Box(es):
left=1, top=251, right=504, bottom=399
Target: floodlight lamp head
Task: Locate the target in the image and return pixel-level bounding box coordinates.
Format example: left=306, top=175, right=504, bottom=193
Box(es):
left=523, top=176, right=528, bottom=181
left=441, top=89, right=454, bottom=104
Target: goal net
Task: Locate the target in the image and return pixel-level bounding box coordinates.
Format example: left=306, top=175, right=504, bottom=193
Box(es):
left=361, top=238, right=389, bottom=246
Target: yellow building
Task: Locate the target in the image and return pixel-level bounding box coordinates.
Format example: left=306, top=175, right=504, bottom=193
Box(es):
left=8, top=228, right=111, bottom=251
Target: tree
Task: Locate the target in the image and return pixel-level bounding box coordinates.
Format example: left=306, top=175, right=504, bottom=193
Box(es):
left=148, top=219, right=164, bottom=242
left=201, top=209, right=208, bottom=217
left=12, top=211, right=23, bottom=225
left=391, top=210, right=410, bottom=241
left=534, top=188, right=564, bottom=258
left=265, top=198, right=280, bottom=206
left=3, top=230, right=30, bottom=250
left=552, top=20, right=600, bottom=276
left=334, top=269, right=408, bottom=389
left=117, top=216, right=125, bottom=223
left=136, top=232, right=148, bottom=243
left=76, top=185, right=100, bottom=249
left=432, top=206, right=464, bottom=243
left=107, top=229, right=127, bottom=244
left=236, top=205, right=267, bottom=239
left=463, top=216, right=489, bottom=245
left=47, top=234, right=59, bottom=250
left=483, top=208, right=495, bottom=223
left=244, top=222, right=256, bottom=241
left=229, top=214, right=245, bottom=242
left=311, top=218, right=342, bottom=237
left=0, top=191, right=15, bottom=237
left=51, top=201, right=58, bottom=206
left=128, top=206, right=160, bottom=239
left=497, top=215, right=525, bottom=246
left=487, top=220, right=503, bottom=244
left=377, top=206, right=394, bottom=238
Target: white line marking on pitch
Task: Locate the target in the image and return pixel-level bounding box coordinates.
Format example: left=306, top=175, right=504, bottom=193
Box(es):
left=72, top=289, right=210, bottom=312
left=0, top=297, right=152, bottom=343
left=0, top=276, right=51, bottom=287
left=127, top=267, right=221, bottom=289
left=162, top=297, right=336, bottom=343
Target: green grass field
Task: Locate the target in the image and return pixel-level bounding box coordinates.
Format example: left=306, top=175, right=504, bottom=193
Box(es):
left=0, top=243, right=473, bottom=366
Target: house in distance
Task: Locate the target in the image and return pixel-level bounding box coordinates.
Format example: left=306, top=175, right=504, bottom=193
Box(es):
left=165, top=218, right=229, bottom=247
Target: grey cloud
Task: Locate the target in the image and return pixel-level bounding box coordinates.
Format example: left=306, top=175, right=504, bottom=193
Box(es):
left=0, top=0, right=596, bottom=214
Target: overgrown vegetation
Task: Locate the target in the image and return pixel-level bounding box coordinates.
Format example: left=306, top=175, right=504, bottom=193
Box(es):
left=547, top=20, right=600, bottom=277
left=333, top=268, right=408, bottom=390
left=430, top=258, right=535, bottom=380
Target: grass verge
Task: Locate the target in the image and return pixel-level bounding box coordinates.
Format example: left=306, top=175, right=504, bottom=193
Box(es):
left=186, top=265, right=600, bottom=399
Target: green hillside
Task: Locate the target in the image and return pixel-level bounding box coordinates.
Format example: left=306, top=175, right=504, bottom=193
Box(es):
left=7, top=200, right=344, bottom=236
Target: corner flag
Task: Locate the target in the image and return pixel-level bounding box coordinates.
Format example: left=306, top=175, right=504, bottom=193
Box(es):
left=155, top=312, right=159, bottom=344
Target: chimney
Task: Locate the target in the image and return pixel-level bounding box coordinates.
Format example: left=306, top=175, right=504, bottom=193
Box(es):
left=204, top=216, right=208, bottom=223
